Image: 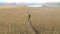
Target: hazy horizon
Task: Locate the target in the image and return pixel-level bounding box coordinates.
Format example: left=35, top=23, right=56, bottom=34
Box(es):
left=0, top=0, right=60, bottom=3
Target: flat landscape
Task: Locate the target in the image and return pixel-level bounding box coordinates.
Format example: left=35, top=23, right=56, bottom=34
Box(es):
left=0, top=5, right=60, bottom=34
left=0, top=5, right=35, bottom=34
left=29, top=6, right=60, bottom=34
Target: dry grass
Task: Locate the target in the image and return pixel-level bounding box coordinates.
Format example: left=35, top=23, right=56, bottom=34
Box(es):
left=0, top=5, right=35, bottom=34
left=29, top=6, right=60, bottom=34
left=0, top=5, right=60, bottom=34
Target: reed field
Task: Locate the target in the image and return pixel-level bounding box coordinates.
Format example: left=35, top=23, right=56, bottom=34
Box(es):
left=0, top=5, right=60, bottom=34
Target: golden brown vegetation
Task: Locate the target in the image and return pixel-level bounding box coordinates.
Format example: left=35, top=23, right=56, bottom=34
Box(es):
left=29, top=6, right=60, bottom=34
left=0, top=5, right=60, bottom=34
left=0, top=6, right=35, bottom=34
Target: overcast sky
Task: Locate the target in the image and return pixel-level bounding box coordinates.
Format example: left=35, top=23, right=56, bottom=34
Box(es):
left=0, top=0, right=60, bottom=3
